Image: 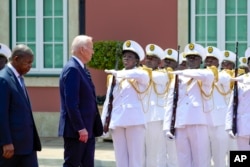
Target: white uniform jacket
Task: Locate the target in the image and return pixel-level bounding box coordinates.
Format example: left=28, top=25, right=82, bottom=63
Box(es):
left=206, top=70, right=232, bottom=126
left=101, top=68, right=150, bottom=129
left=144, top=69, right=170, bottom=122
left=225, top=73, right=250, bottom=136
left=163, top=69, right=214, bottom=131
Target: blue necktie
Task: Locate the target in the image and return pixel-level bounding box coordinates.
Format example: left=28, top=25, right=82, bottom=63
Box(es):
left=83, top=67, right=97, bottom=95
left=84, top=67, right=92, bottom=82
left=19, top=76, right=28, bottom=98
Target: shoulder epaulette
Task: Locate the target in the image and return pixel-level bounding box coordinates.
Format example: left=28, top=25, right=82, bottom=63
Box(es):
left=106, top=74, right=113, bottom=88
left=238, top=68, right=246, bottom=76
left=139, top=65, right=152, bottom=79
left=207, top=66, right=218, bottom=82
left=224, top=69, right=234, bottom=77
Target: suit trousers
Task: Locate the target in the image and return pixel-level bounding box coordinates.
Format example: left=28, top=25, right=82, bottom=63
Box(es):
left=0, top=151, right=38, bottom=167
left=63, top=137, right=95, bottom=167
left=111, top=125, right=146, bottom=167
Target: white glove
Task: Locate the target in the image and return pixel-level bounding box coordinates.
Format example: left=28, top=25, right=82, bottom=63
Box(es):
left=230, top=77, right=243, bottom=82
left=166, top=131, right=175, bottom=140
left=104, top=69, right=117, bottom=77
left=228, top=130, right=237, bottom=139
left=169, top=70, right=183, bottom=75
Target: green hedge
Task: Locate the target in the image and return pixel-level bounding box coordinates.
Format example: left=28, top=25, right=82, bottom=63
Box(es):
left=87, top=40, right=124, bottom=70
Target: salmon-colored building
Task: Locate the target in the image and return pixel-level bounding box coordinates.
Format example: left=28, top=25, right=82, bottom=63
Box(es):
left=1, top=0, right=247, bottom=137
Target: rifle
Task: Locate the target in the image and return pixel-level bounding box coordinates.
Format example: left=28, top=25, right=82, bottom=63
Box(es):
left=232, top=42, right=239, bottom=135
left=103, top=44, right=120, bottom=133
left=170, top=45, right=180, bottom=136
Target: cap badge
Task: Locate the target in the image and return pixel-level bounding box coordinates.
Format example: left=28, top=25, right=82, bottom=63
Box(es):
left=208, top=47, right=213, bottom=53
left=189, top=43, right=194, bottom=50
left=149, top=44, right=155, bottom=51
left=224, top=51, right=229, bottom=57
left=167, top=49, right=172, bottom=55
left=126, top=41, right=131, bottom=47
left=242, top=57, right=247, bottom=63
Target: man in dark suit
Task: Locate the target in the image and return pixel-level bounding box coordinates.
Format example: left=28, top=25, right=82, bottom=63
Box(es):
left=58, top=35, right=100, bottom=167
left=0, top=44, right=42, bottom=167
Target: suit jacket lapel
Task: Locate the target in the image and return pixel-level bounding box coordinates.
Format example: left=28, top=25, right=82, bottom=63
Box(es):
left=6, top=67, right=32, bottom=108
left=71, top=58, right=96, bottom=95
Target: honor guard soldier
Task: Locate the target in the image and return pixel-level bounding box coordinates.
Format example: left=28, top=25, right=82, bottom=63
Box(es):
left=177, top=52, right=187, bottom=70
left=221, top=50, right=236, bottom=71
left=225, top=47, right=250, bottom=151
left=163, top=43, right=214, bottom=167
left=238, top=47, right=250, bottom=74
left=238, top=57, right=249, bottom=74
left=0, top=43, right=11, bottom=70
left=155, top=47, right=179, bottom=167
left=220, top=50, right=239, bottom=153
left=225, top=66, right=250, bottom=151
left=102, top=40, right=150, bottom=167
left=245, top=47, right=250, bottom=72
left=162, top=48, right=178, bottom=70
left=204, top=46, right=230, bottom=167
left=143, top=44, right=171, bottom=167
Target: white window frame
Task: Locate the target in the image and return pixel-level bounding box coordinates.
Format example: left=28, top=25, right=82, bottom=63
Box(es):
left=190, top=0, right=250, bottom=50
left=11, top=0, right=68, bottom=75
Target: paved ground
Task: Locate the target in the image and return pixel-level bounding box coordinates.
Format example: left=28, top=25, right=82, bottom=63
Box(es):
left=38, top=137, right=232, bottom=167
left=38, top=137, right=116, bottom=167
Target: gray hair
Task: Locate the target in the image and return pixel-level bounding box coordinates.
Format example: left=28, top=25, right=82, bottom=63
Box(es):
left=71, top=35, right=93, bottom=54
left=11, top=44, right=33, bottom=60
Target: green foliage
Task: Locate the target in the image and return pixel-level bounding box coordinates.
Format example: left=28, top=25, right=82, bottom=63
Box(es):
left=87, top=40, right=124, bottom=70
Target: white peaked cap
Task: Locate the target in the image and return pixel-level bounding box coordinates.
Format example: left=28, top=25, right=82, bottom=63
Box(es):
left=145, top=44, right=165, bottom=60
left=184, top=43, right=205, bottom=61
left=205, top=46, right=222, bottom=64
left=123, top=40, right=145, bottom=61
left=221, top=50, right=236, bottom=64
left=163, top=48, right=178, bottom=62
left=0, top=43, right=11, bottom=60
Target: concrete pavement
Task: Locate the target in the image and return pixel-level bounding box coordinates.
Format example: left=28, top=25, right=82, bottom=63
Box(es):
left=38, top=137, right=231, bottom=167
left=38, top=137, right=116, bottom=167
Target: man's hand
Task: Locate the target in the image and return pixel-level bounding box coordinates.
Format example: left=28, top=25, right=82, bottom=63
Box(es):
left=169, top=70, right=183, bottom=75
left=2, top=144, right=14, bottom=159
left=78, top=128, right=88, bottom=143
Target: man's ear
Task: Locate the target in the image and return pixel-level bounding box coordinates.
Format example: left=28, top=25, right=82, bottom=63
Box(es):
left=12, top=55, right=19, bottom=62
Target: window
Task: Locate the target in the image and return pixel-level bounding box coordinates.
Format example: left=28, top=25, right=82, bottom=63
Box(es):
left=190, top=0, right=249, bottom=56
left=12, top=0, right=68, bottom=75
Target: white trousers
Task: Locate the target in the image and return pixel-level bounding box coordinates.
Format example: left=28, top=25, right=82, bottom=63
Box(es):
left=165, top=137, right=179, bottom=167
left=237, top=136, right=250, bottom=150
left=145, top=121, right=167, bottom=167
left=226, top=136, right=238, bottom=166
left=175, top=125, right=210, bottom=167
left=111, top=125, right=146, bottom=167
left=208, top=125, right=229, bottom=167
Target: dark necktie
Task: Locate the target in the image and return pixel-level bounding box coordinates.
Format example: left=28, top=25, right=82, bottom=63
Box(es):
left=19, top=76, right=28, bottom=98
left=83, top=67, right=97, bottom=97
left=84, top=67, right=92, bottom=81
